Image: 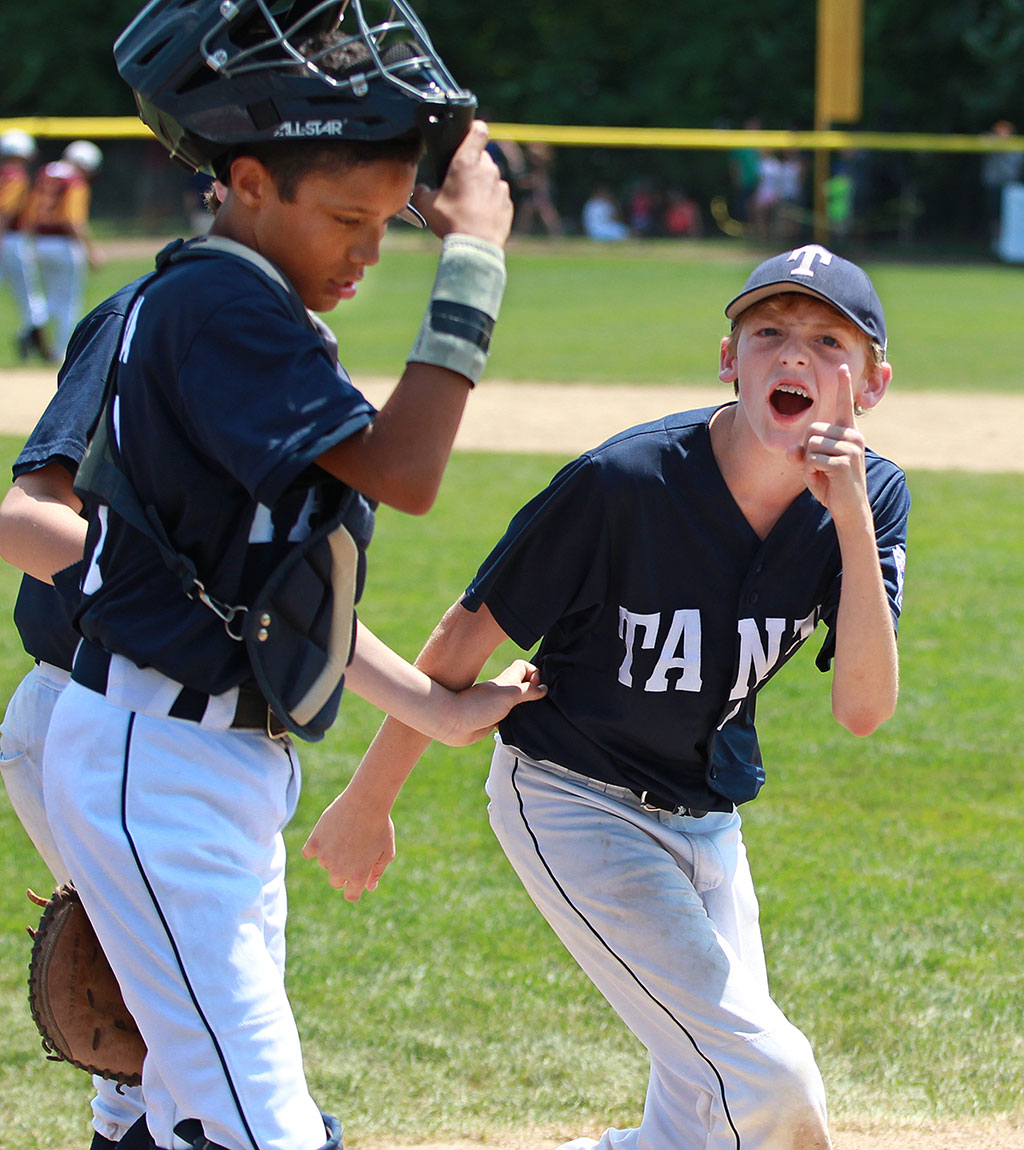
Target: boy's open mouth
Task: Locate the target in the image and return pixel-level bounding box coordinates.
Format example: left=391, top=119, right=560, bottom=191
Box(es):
left=770, top=384, right=814, bottom=417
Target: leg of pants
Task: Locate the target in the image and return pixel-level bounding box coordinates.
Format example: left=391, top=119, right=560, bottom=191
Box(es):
left=487, top=744, right=831, bottom=1150
left=0, top=233, right=48, bottom=331
left=1, top=664, right=146, bottom=1140
left=34, top=234, right=85, bottom=359
left=44, top=682, right=328, bottom=1150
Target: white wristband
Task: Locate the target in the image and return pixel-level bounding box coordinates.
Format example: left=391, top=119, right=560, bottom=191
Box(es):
left=407, top=233, right=506, bottom=386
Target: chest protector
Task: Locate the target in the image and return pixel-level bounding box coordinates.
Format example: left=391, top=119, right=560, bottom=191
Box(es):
left=75, top=236, right=369, bottom=741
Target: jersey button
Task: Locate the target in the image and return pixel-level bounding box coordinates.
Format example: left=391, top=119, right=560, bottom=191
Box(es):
left=748, top=591, right=760, bottom=604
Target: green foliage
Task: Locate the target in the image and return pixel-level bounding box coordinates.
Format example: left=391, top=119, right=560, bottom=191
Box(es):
left=419, top=0, right=1024, bottom=135
left=5, top=1, right=1024, bottom=134
left=0, top=438, right=1021, bottom=1144
left=3, top=0, right=140, bottom=116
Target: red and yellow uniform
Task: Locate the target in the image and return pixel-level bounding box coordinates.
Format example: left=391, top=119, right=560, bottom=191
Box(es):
left=22, top=160, right=91, bottom=237
left=0, top=160, right=31, bottom=228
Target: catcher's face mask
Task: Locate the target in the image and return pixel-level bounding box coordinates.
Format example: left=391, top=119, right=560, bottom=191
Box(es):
left=115, top=0, right=476, bottom=193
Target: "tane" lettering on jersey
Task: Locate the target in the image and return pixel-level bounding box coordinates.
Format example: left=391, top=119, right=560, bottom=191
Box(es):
left=617, top=605, right=819, bottom=704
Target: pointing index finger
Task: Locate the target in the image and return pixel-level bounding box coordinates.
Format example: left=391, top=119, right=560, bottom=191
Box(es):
left=835, top=363, right=856, bottom=429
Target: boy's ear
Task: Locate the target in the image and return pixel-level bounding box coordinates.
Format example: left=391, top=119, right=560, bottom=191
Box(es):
left=718, top=335, right=738, bottom=383
left=858, top=360, right=892, bottom=411
left=227, top=155, right=275, bottom=209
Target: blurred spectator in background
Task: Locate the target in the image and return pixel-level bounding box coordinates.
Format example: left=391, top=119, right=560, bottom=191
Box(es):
left=582, top=185, right=630, bottom=241
left=777, top=148, right=806, bottom=242
left=981, top=119, right=1024, bottom=247
left=663, top=188, right=703, bottom=238
left=22, top=139, right=103, bottom=363
left=628, top=178, right=662, bottom=237
left=751, top=148, right=782, bottom=240
left=824, top=152, right=857, bottom=245
left=184, top=170, right=216, bottom=235
left=514, top=142, right=562, bottom=236
left=485, top=135, right=527, bottom=188
left=0, top=130, right=51, bottom=361
left=728, top=116, right=762, bottom=224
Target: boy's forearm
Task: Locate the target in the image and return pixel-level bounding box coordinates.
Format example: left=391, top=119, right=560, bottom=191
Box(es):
left=304, top=602, right=508, bottom=899
left=316, top=364, right=471, bottom=515
left=830, top=514, right=899, bottom=735
left=0, top=475, right=87, bottom=584
left=343, top=601, right=507, bottom=803
left=317, top=229, right=506, bottom=515
left=343, top=715, right=434, bottom=816
left=344, top=621, right=464, bottom=741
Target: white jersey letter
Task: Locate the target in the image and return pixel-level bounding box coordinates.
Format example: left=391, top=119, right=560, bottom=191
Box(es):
left=618, top=608, right=659, bottom=687
left=728, top=617, right=787, bottom=700
left=644, top=608, right=702, bottom=693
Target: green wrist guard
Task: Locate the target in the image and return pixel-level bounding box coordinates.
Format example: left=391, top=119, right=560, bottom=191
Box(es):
left=408, top=233, right=507, bottom=386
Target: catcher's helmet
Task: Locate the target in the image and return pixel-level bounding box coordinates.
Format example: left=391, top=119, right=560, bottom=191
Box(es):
left=114, top=0, right=476, bottom=185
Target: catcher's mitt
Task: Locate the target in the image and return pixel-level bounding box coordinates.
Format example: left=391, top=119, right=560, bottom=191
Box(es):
left=27, top=883, right=146, bottom=1087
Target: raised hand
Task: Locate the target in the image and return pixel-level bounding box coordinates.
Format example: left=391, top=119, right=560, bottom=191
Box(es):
left=411, top=121, right=513, bottom=246
left=789, top=364, right=869, bottom=523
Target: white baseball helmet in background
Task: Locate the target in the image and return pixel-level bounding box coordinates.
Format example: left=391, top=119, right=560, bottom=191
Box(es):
left=0, top=129, right=37, bottom=160
left=62, top=139, right=104, bottom=174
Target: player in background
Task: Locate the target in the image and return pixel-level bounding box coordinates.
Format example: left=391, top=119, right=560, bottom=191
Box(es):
left=21, top=139, right=103, bottom=363
left=0, top=129, right=52, bottom=361
left=304, top=246, right=910, bottom=1150
left=0, top=284, right=151, bottom=1149
left=33, top=1, right=546, bottom=1148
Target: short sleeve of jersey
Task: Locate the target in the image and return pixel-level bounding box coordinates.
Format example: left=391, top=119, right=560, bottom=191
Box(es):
left=815, top=453, right=910, bottom=670
left=11, top=281, right=141, bottom=668
left=13, top=281, right=141, bottom=480
left=0, top=169, right=27, bottom=217
left=463, top=454, right=611, bottom=649
left=62, top=181, right=90, bottom=229
left=133, top=261, right=375, bottom=507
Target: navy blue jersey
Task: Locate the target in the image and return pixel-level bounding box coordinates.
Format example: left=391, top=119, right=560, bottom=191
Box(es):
left=11, top=279, right=146, bottom=671
left=464, top=406, right=910, bottom=811
left=76, top=249, right=376, bottom=695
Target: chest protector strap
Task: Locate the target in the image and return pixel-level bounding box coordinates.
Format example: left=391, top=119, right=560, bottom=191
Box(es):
left=74, top=236, right=363, bottom=741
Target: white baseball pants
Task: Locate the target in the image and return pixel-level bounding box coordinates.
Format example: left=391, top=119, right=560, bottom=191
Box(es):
left=486, top=742, right=831, bottom=1150
left=0, top=232, right=48, bottom=332
left=1, top=662, right=146, bottom=1141
left=43, top=674, right=330, bottom=1150
left=33, top=234, right=86, bottom=359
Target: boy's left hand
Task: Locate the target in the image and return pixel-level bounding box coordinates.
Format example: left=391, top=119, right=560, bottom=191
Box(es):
left=441, top=659, right=547, bottom=747
left=789, top=365, right=870, bottom=526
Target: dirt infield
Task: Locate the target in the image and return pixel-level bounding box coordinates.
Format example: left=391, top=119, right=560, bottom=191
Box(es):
left=2, top=369, right=1022, bottom=473
left=3, top=367, right=1020, bottom=1150
left=348, top=1116, right=1024, bottom=1150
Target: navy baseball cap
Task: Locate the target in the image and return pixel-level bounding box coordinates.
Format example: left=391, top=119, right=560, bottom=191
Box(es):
left=725, top=245, right=887, bottom=352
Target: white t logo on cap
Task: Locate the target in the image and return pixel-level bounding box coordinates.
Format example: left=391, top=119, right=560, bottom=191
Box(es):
left=787, top=245, right=833, bottom=278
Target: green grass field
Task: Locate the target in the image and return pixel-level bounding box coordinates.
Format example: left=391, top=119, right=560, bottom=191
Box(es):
left=0, top=240, right=1022, bottom=1146
left=4, top=236, right=1024, bottom=390
left=0, top=430, right=1021, bottom=1147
